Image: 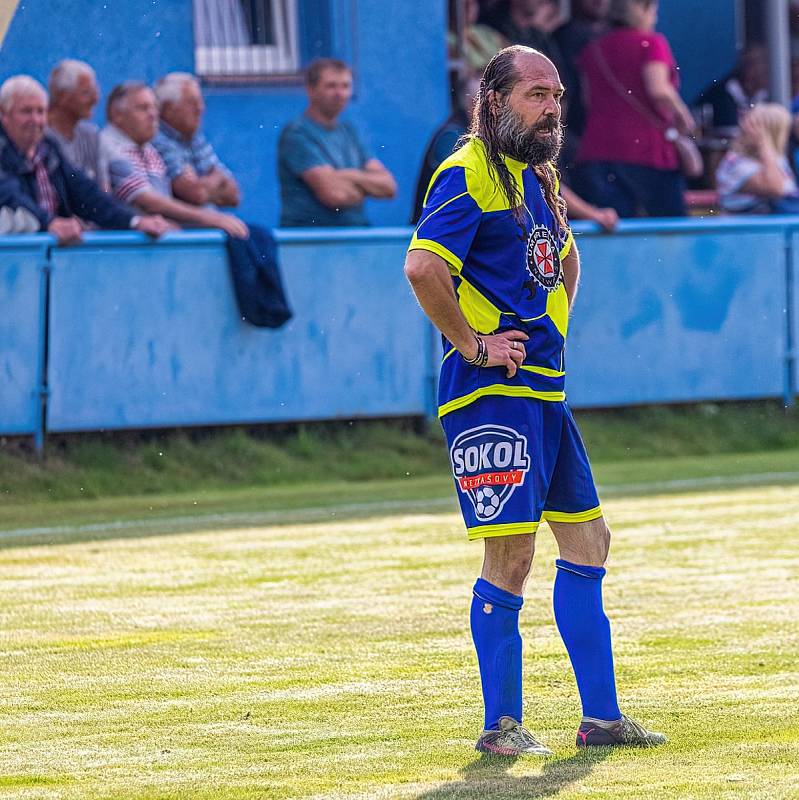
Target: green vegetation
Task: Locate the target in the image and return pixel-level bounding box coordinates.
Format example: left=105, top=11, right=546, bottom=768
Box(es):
left=1, top=401, right=798, bottom=507
left=0, top=481, right=796, bottom=798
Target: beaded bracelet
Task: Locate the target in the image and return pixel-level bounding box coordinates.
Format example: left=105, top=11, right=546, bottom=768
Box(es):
left=463, top=334, right=488, bottom=367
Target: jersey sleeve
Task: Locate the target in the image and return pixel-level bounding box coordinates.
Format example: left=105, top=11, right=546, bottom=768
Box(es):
left=408, top=165, right=481, bottom=272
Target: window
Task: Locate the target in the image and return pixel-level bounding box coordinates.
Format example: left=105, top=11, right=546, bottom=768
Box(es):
left=193, top=0, right=300, bottom=78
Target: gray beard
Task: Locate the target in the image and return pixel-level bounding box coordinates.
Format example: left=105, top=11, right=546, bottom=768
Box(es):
left=495, top=104, right=563, bottom=165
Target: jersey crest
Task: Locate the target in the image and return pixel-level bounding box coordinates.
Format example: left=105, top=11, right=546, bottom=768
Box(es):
left=525, top=224, right=562, bottom=292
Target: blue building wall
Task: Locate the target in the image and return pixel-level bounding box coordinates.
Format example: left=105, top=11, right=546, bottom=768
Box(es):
left=0, top=0, right=736, bottom=228
left=0, top=0, right=448, bottom=228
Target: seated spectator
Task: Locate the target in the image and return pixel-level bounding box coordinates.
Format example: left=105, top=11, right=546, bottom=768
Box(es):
left=152, top=72, right=240, bottom=208
left=99, top=81, right=247, bottom=238
left=572, top=0, right=695, bottom=217
left=716, top=103, right=799, bottom=215
left=694, top=45, right=769, bottom=133
left=0, top=75, right=170, bottom=244
left=479, top=0, right=566, bottom=77
left=278, top=58, right=397, bottom=227
left=46, top=59, right=106, bottom=188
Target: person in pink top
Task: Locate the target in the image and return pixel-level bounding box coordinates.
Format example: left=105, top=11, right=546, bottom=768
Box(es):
left=572, top=0, right=695, bottom=217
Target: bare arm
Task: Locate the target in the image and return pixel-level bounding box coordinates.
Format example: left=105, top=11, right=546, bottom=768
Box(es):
left=130, top=189, right=248, bottom=237
left=738, top=114, right=791, bottom=198
left=301, top=165, right=366, bottom=209
left=562, top=241, right=580, bottom=310
left=202, top=168, right=240, bottom=207
left=351, top=159, right=397, bottom=198
left=172, top=167, right=241, bottom=207
left=561, top=185, right=618, bottom=231
left=641, top=61, right=695, bottom=135
left=404, top=248, right=528, bottom=377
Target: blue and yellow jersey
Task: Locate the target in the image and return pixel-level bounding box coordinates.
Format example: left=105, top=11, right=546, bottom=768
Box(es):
left=408, top=137, right=574, bottom=418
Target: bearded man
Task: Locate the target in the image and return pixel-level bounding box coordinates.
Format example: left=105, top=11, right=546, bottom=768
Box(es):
left=404, top=46, right=665, bottom=755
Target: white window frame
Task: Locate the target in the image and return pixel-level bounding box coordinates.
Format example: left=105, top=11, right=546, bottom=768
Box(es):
left=194, top=0, right=300, bottom=77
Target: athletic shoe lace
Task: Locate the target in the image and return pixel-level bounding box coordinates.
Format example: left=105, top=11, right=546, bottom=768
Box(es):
left=499, top=719, right=547, bottom=751
left=619, top=714, right=652, bottom=742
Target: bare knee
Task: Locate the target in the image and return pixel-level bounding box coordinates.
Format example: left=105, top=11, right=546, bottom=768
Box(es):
left=551, top=518, right=610, bottom=567
left=481, top=534, right=536, bottom=595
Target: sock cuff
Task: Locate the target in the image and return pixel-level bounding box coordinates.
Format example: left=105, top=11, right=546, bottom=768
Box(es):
left=555, top=559, right=606, bottom=580
left=473, top=578, right=523, bottom=611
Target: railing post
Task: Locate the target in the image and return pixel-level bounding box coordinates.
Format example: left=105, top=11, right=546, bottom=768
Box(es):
left=786, top=228, right=796, bottom=408
left=33, top=250, right=52, bottom=453
left=424, top=319, right=439, bottom=420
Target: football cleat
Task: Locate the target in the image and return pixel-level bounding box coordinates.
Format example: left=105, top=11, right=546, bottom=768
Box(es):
left=475, top=715, right=553, bottom=756
left=576, top=714, right=667, bottom=748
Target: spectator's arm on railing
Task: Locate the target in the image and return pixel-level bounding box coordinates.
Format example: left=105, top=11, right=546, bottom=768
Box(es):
left=641, top=62, right=695, bottom=136
left=301, top=165, right=366, bottom=209
left=561, top=185, right=618, bottom=232
left=131, top=189, right=248, bottom=238
left=63, top=164, right=134, bottom=230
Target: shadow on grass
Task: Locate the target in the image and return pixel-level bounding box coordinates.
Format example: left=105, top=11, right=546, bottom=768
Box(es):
left=415, top=747, right=612, bottom=799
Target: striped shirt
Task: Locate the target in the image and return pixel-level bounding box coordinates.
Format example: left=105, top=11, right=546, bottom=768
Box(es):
left=46, top=121, right=105, bottom=188
left=30, top=148, right=58, bottom=217
left=152, top=121, right=225, bottom=180
left=99, top=124, right=171, bottom=204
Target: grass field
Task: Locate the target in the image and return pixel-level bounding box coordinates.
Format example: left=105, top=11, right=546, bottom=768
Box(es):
left=0, top=454, right=798, bottom=799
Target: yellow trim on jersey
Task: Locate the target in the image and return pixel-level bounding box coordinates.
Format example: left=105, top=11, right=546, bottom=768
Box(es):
left=457, top=278, right=502, bottom=333
left=520, top=365, right=566, bottom=377
left=559, top=228, right=574, bottom=260
left=416, top=190, right=470, bottom=228
left=442, top=346, right=457, bottom=363
left=546, top=283, right=570, bottom=338
left=408, top=235, right=463, bottom=272
left=438, top=384, right=566, bottom=417
left=467, top=520, right=541, bottom=541
left=541, top=506, right=603, bottom=524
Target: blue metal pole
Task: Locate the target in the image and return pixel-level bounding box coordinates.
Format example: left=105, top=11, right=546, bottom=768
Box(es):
left=33, top=252, right=51, bottom=453
left=785, top=230, right=796, bottom=408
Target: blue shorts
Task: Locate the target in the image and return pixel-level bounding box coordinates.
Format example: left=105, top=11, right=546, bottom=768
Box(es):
left=441, top=396, right=602, bottom=541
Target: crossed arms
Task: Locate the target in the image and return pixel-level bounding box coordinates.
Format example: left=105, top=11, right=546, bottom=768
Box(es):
left=301, top=158, right=397, bottom=209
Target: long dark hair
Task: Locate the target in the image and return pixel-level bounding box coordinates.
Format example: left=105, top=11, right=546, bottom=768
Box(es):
left=463, top=46, right=568, bottom=233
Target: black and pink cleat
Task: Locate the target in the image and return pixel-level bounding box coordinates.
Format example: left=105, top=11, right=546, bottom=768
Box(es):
left=576, top=714, right=667, bottom=748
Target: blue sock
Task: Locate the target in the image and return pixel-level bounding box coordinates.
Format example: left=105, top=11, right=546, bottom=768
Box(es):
left=470, top=578, right=524, bottom=730
left=553, top=559, right=621, bottom=721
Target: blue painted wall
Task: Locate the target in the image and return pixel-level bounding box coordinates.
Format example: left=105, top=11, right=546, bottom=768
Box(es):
left=657, top=0, right=739, bottom=103
left=2, top=218, right=797, bottom=440
left=0, top=0, right=449, bottom=228
left=0, top=0, right=736, bottom=228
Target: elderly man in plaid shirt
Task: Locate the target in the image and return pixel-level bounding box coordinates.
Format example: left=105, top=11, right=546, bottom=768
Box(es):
left=152, top=72, right=241, bottom=210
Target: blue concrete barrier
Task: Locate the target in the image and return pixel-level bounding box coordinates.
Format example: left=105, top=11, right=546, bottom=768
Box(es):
left=0, top=236, right=50, bottom=440
left=568, top=218, right=789, bottom=406
left=0, top=218, right=796, bottom=444
left=46, top=229, right=429, bottom=432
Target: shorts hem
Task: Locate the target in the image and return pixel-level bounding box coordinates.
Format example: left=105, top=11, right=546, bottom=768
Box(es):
left=467, top=521, right=540, bottom=541
left=541, top=505, right=603, bottom=524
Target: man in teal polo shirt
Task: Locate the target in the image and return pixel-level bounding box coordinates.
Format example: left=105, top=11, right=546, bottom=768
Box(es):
left=277, top=58, right=396, bottom=227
